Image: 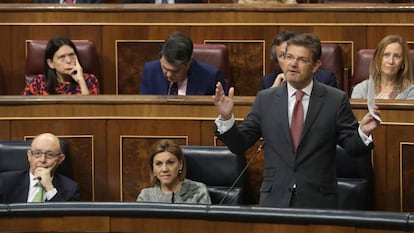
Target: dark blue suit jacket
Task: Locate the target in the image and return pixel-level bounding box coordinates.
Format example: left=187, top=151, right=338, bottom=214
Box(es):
left=139, top=59, right=227, bottom=95
left=0, top=170, right=80, bottom=203
left=34, top=0, right=102, bottom=3
left=259, top=69, right=337, bottom=90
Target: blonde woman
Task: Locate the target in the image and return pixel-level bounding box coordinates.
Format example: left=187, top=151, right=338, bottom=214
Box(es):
left=352, top=35, right=414, bottom=100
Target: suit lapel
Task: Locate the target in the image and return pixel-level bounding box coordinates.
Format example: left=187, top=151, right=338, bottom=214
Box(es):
left=275, top=84, right=294, bottom=152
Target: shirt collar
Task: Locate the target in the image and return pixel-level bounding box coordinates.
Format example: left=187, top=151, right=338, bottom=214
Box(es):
left=29, top=172, right=39, bottom=188
left=287, top=80, right=313, bottom=98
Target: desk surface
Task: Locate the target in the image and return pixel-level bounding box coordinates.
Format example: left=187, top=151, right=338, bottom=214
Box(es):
left=0, top=202, right=413, bottom=232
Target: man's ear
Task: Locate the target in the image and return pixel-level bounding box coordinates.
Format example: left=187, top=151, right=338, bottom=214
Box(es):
left=57, top=154, right=66, bottom=165
left=312, top=60, right=322, bottom=73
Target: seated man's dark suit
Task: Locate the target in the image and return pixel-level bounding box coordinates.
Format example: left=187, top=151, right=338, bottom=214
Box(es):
left=34, top=0, right=103, bottom=3
left=0, top=170, right=80, bottom=203
left=259, top=69, right=337, bottom=90
left=140, top=59, right=227, bottom=95
left=216, top=81, right=373, bottom=209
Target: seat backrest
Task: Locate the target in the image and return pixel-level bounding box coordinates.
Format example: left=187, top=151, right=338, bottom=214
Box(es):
left=181, top=146, right=246, bottom=205
left=0, top=140, right=74, bottom=179
left=25, top=40, right=100, bottom=85
left=192, top=44, right=231, bottom=87
left=351, top=49, right=374, bottom=95
left=321, top=43, right=344, bottom=90
left=351, top=49, right=414, bottom=96
left=336, top=145, right=373, bottom=210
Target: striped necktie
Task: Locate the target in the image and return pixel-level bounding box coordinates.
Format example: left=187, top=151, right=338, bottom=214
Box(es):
left=290, top=90, right=305, bottom=152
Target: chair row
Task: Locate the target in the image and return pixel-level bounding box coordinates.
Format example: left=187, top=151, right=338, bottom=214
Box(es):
left=24, top=40, right=232, bottom=91
left=0, top=140, right=372, bottom=209
left=24, top=40, right=401, bottom=97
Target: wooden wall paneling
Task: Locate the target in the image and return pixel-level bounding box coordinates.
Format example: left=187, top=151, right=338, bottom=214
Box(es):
left=111, top=217, right=213, bottom=233
left=366, top=26, right=414, bottom=49
left=63, top=216, right=110, bottom=232
left=116, top=40, right=163, bottom=94
left=371, top=124, right=387, bottom=211
left=0, top=26, right=11, bottom=95
left=388, top=125, right=414, bottom=212
left=0, top=217, right=61, bottom=232
left=60, top=136, right=95, bottom=201
left=121, top=136, right=188, bottom=202
left=223, top=41, right=265, bottom=96
left=200, top=120, right=218, bottom=146
left=9, top=119, right=107, bottom=201
left=401, top=143, right=414, bottom=212
left=0, top=121, right=10, bottom=140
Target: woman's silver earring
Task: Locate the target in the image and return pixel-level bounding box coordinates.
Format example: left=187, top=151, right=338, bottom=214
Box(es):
left=178, top=169, right=182, bottom=175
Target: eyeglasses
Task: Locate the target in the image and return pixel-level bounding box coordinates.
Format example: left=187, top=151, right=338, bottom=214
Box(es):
left=30, top=150, right=61, bottom=159
left=55, top=52, right=76, bottom=63
left=285, top=54, right=312, bottom=65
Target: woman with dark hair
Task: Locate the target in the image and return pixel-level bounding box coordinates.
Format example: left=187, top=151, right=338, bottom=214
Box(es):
left=137, top=139, right=211, bottom=204
left=23, top=37, right=99, bottom=95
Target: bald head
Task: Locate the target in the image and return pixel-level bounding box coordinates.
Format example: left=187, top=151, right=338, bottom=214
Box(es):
left=31, top=133, right=62, bottom=153
left=28, top=133, right=64, bottom=175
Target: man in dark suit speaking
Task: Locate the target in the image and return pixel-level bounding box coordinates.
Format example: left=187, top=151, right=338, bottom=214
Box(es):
left=213, top=33, right=380, bottom=209
left=0, top=133, right=80, bottom=203
left=139, top=32, right=227, bottom=95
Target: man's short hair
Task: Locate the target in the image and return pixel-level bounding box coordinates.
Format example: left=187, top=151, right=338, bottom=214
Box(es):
left=270, top=31, right=299, bottom=64
left=160, top=32, right=193, bottom=65
left=286, top=33, right=322, bottom=63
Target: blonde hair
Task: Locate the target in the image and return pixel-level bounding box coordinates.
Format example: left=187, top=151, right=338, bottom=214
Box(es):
left=370, top=35, right=413, bottom=98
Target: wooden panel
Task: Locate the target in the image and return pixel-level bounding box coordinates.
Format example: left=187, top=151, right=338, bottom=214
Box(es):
left=401, top=143, right=414, bottom=212
left=117, top=41, right=162, bottom=94
left=0, top=121, right=10, bottom=140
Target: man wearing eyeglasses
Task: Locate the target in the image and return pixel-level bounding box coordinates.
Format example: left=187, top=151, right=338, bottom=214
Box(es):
left=259, top=30, right=337, bottom=91
left=214, top=33, right=380, bottom=209
left=0, top=133, right=80, bottom=203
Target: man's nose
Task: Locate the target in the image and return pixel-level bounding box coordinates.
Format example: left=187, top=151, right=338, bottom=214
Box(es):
left=38, top=154, right=47, bottom=162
